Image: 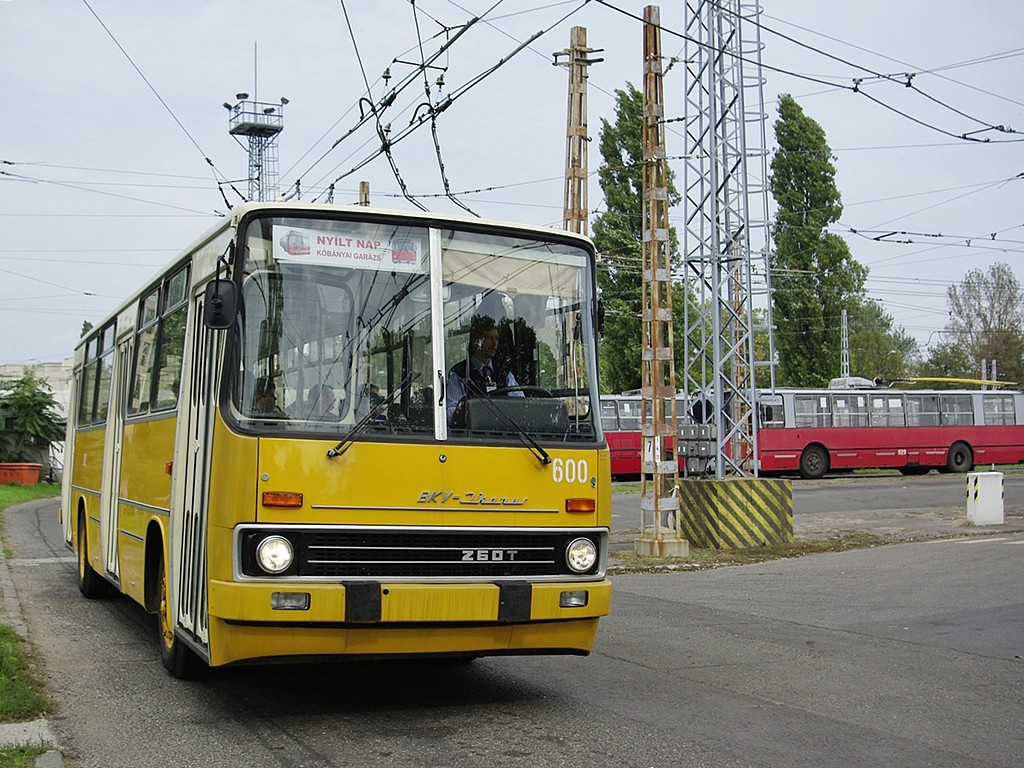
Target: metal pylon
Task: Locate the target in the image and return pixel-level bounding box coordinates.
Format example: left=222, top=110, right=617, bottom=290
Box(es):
left=226, top=96, right=285, bottom=202
left=681, top=0, right=776, bottom=478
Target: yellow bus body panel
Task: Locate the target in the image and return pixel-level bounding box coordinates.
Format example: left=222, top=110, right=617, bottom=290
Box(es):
left=207, top=616, right=601, bottom=664
left=206, top=578, right=608, bottom=665
left=117, top=416, right=176, bottom=604
left=250, top=437, right=608, bottom=529
left=68, top=427, right=105, bottom=577
left=200, top=426, right=612, bottom=667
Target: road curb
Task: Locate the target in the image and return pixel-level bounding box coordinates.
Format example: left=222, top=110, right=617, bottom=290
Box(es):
left=0, top=718, right=55, bottom=749
left=0, top=501, right=65, bottom=767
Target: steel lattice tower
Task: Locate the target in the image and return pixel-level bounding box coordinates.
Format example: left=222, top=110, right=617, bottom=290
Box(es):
left=681, top=0, right=776, bottom=478
left=225, top=93, right=286, bottom=202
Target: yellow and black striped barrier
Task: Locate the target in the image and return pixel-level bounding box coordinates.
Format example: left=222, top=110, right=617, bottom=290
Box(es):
left=676, top=477, right=793, bottom=549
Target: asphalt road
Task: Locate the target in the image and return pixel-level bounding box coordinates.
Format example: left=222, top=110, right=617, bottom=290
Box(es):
left=3, top=479, right=1023, bottom=767
left=611, top=470, right=1024, bottom=544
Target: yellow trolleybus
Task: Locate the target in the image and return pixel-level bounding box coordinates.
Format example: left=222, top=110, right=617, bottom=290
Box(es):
left=61, top=202, right=612, bottom=677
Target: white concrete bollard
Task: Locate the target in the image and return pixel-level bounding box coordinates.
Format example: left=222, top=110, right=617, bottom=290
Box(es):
left=965, top=471, right=1004, bottom=526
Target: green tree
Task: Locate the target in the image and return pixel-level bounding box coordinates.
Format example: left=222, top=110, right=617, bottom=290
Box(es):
left=591, top=83, right=682, bottom=393
left=916, top=341, right=975, bottom=385
left=847, top=299, right=918, bottom=382
left=769, top=94, right=868, bottom=386
left=0, top=368, right=64, bottom=462
left=922, top=262, right=1024, bottom=384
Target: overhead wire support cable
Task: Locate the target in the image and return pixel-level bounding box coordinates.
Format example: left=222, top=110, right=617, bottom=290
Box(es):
left=324, top=28, right=547, bottom=189
left=598, top=0, right=1020, bottom=144
left=79, top=0, right=237, bottom=205
left=720, top=3, right=1019, bottom=137
left=409, top=0, right=477, bottom=215
left=298, top=5, right=484, bottom=200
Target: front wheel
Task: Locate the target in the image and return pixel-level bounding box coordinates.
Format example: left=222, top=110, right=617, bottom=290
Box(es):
left=798, top=444, right=829, bottom=480
left=945, top=441, right=973, bottom=473
left=77, top=513, right=111, bottom=599
left=157, top=555, right=206, bottom=679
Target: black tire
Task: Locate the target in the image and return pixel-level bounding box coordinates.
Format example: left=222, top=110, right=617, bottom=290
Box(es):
left=798, top=444, right=829, bottom=480
left=945, top=441, right=973, bottom=473
left=77, top=513, right=111, bottom=599
left=157, top=555, right=206, bottom=680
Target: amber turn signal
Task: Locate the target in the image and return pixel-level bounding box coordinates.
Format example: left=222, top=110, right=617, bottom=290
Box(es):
left=565, top=498, right=595, bottom=514
left=261, top=491, right=304, bottom=508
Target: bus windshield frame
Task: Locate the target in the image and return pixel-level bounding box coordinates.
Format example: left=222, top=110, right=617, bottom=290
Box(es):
left=225, top=212, right=602, bottom=445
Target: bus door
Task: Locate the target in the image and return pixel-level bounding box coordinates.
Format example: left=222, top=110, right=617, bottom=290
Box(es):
left=100, top=339, right=131, bottom=581
left=169, top=287, right=217, bottom=654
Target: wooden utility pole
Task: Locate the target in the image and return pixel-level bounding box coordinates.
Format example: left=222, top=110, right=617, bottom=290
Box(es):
left=554, top=27, right=602, bottom=235
left=635, top=6, right=687, bottom=558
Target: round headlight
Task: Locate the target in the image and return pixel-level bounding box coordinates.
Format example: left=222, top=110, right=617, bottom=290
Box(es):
left=256, top=535, right=294, bottom=574
left=565, top=537, right=598, bottom=573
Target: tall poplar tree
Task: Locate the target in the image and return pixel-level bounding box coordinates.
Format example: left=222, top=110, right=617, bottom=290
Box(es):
left=591, top=83, right=681, bottom=393
left=770, top=94, right=867, bottom=386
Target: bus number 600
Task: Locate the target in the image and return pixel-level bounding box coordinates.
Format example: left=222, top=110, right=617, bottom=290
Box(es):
left=552, top=458, right=588, bottom=483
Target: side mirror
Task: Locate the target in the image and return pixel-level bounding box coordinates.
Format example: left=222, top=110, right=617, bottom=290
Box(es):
left=596, top=297, right=606, bottom=336
left=203, top=279, right=238, bottom=330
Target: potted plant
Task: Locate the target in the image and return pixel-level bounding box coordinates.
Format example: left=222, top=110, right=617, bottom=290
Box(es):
left=0, top=367, right=64, bottom=485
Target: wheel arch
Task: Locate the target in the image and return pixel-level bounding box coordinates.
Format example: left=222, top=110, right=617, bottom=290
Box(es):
left=144, top=519, right=168, bottom=614
left=75, top=496, right=89, bottom=552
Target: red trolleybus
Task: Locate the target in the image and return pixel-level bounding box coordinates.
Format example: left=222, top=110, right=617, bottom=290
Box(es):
left=757, top=384, right=1024, bottom=479
left=600, top=394, right=644, bottom=477
left=600, top=393, right=708, bottom=478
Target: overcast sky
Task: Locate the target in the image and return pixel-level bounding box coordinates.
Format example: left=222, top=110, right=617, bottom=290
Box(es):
left=2, top=0, right=1021, bottom=368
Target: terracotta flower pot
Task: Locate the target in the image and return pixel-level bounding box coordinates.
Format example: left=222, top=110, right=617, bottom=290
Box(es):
left=0, top=463, right=42, bottom=485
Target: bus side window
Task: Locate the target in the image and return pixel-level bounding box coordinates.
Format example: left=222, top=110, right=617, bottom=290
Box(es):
left=870, top=395, right=906, bottom=427
left=940, top=394, right=974, bottom=426
left=794, top=395, right=829, bottom=428
left=759, top=397, right=784, bottom=428
left=600, top=400, right=619, bottom=432
left=906, top=394, right=939, bottom=427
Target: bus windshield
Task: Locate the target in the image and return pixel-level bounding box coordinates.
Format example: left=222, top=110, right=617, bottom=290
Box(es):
left=229, top=214, right=599, bottom=442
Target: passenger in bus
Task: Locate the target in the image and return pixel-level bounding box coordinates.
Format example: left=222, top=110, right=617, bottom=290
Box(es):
left=307, top=384, right=337, bottom=420
left=252, top=378, right=288, bottom=419
left=447, top=314, right=523, bottom=425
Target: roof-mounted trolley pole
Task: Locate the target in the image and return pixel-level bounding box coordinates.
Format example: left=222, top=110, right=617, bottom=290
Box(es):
left=635, top=6, right=688, bottom=559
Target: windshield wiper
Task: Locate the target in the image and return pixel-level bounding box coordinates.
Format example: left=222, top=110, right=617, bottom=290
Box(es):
left=326, top=372, right=419, bottom=459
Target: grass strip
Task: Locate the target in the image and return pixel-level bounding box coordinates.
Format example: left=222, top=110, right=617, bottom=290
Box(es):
left=0, top=482, right=59, bottom=743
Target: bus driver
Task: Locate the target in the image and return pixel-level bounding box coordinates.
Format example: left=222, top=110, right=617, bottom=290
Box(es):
left=447, top=314, right=523, bottom=425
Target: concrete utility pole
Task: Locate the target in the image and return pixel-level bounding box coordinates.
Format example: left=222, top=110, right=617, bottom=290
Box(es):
left=635, top=6, right=687, bottom=558
left=554, top=26, right=602, bottom=235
